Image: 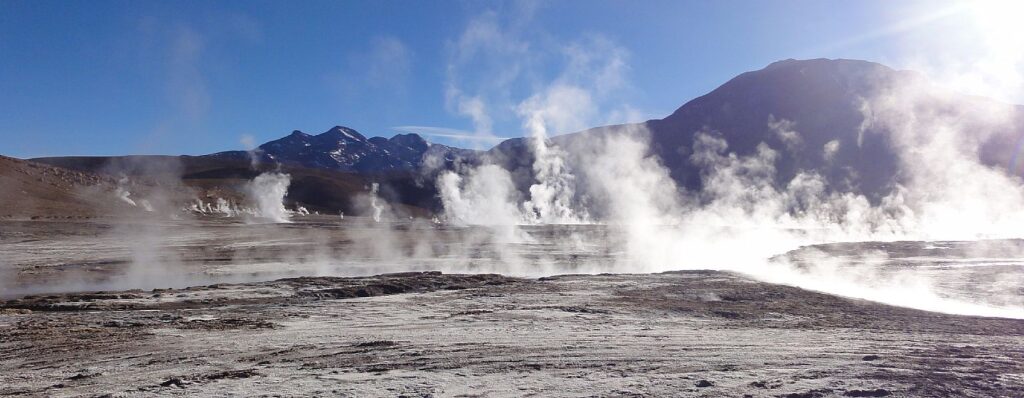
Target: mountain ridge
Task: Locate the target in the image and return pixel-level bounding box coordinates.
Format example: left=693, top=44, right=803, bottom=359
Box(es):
left=24, top=58, right=1024, bottom=214
left=205, top=125, right=476, bottom=173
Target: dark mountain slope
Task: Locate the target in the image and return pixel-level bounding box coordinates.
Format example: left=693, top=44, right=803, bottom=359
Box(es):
left=490, top=58, right=1024, bottom=200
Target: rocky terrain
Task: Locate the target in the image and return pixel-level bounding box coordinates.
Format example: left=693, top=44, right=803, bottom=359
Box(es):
left=2, top=269, right=1023, bottom=397
left=1, top=218, right=1024, bottom=397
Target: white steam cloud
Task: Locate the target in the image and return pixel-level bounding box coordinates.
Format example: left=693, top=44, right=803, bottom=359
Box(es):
left=438, top=165, right=522, bottom=226
left=369, top=183, right=384, bottom=223
left=246, top=172, right=291, bottom=223
left=429, top=13, right=1024, bottom=319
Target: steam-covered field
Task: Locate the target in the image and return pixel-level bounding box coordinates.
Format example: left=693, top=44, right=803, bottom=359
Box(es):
left=0, top=216, right=624, bottom=296
left=2, top=217, right=1024, bottom=396
left=3, top=217, right=1023, bottom=313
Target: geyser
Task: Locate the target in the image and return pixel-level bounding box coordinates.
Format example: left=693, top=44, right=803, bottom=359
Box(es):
left=246, top=172, right=292, bottom=223
left=429, top=72, right=1024, bottom=319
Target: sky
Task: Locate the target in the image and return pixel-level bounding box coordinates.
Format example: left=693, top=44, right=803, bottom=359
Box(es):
left=1, top=0, right=1021, bottom=157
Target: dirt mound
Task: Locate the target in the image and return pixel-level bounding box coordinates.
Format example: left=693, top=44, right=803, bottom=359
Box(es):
left=0, top=155, right=139, bottom=219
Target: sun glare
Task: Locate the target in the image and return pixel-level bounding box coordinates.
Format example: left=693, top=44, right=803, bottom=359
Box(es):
left=972, top=1, right=1024, bottom=48
left=930, top=0, right=1024, bottom=101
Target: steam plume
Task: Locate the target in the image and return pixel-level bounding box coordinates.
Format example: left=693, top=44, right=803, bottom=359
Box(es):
left=246, top=172, right=291, bottom=223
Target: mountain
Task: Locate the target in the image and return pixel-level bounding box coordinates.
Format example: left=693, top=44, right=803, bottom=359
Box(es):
left=209, top=126, right=475, bottom=172
left=26, top=58, right=1024, bottom=216
left=490, top=58, right=1024, bottom=200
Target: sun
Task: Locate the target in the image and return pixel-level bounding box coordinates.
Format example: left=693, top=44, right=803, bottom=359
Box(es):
left=964, top=0, right=1024, bottom=96
left=967, top=0, right=1024, bottom=47
left=925, top=0, right=1024, bottom=101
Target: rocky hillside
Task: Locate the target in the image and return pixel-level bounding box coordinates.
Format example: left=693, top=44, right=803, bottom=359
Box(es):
left=0, top=155, right=148, bottom=219
left=208, top=126, right=475, bottom=173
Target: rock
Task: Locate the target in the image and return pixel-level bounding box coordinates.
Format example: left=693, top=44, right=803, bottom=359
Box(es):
left=67, top=373, right=93, bottom=380
left=160, top=377, right=185, bottom=388
left=102, top=320, right=125, bottom=328
left=695, top=379, right=714, bottom=387
left=844, top=389, right=891, bottom=397
left=750, top=380, right=782, bottom=389
left=780, top=389, right=833, bottom=398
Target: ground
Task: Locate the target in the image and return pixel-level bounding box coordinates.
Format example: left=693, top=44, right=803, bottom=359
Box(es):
left=1, top=219, right=1023, bottom=397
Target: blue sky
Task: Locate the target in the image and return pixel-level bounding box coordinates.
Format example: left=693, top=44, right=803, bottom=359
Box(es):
left=0, top=0, right=1015, bottom=157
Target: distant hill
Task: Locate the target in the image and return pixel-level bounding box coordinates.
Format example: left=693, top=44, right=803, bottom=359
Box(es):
left=0, top=155, right=148, bottom=219
left=30, top=154, right=439, bottom=216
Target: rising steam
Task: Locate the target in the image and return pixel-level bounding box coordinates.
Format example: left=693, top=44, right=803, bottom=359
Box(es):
left=431, top=71, right=1024, bottom=319
left=246, top=172, right=292, bottom=223
left=369, top=183, right=384, bottom=223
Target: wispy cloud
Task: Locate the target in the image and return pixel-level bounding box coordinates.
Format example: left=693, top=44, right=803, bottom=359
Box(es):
left=392, top=125, right=512, bottom=142
left=128, top=11, right=264, bottom=154
left=167, top=26, right=210, bottom=122
left=442, top=8, right=646, bottom=139
left=444, top=10, right=534, bottom=136
left=364, top=36, right=412, bottom=89
left=333, top=35, right=413, bottom=98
